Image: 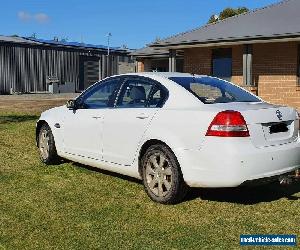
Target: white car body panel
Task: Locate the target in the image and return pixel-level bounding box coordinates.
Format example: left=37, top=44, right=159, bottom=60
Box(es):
left=62, top=108, right=104, bottom=160
left=101, top=108, right=158, bottom=166
left=38, top=106, right=65, bottom=153
left=59, top=150, right=141, bottom=179
left=37, top=72, right=300, bottom=188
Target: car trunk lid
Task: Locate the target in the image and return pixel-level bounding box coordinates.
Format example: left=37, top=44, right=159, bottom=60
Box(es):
left=210, top=102, right=299, bottom=147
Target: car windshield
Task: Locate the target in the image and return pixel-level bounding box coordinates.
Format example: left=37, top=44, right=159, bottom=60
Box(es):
left=169, top=76, right=260, bottom=104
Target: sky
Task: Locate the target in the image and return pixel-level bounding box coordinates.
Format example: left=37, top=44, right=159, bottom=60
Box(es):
left=0, top=0, right=280, bottom=49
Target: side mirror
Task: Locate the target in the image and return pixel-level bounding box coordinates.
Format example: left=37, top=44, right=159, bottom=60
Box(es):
left=66, top=99, right=77, bottom=109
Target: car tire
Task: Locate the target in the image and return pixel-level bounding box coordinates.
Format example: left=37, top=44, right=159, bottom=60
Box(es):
left=141, top=144, right=188, bottom=204
left=38, top=123, right=59, bottom=165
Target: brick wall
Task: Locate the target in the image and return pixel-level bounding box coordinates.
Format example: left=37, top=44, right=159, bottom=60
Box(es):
left=253, top=42, right=300, bottom=109
left=231, top=45, right=243, bottom=85
left=184, top=47, right=211, bottom=75
left=143, top=59, right=152, bottom=71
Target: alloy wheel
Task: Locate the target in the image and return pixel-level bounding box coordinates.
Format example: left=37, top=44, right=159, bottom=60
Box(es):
left=145, top=152, right=173, bottom=197
left=39, top=129, right=50, bottom=160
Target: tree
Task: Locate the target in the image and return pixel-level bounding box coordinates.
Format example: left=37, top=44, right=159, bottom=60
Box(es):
left=208, top=14, right=219, bottom=23
left=208, top=7, right=249, bottom=24
left=219, top=8, right=239, bottom=20
left=237, top=7, right=249, bottom=14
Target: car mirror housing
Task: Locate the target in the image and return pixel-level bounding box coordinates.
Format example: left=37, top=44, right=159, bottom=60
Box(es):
left=66, top=99, right=77, bottom=109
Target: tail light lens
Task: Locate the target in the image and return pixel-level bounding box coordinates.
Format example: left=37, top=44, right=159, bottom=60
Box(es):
left=206, top=110, right=249, bottom=137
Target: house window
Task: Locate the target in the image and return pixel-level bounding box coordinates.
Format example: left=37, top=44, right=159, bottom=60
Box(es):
left=212, top=48, right=232, bottom=81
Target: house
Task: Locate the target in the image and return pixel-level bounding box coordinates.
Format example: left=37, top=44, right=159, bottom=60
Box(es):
left=132, top=46, right=184, bottom=72
left=132, top=0, right=300, bottom=110
left=0, top=36, right=135, bottom=94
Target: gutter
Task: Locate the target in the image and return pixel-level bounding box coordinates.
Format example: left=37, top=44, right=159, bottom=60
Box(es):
left=149, top=34, right=300, bottom=50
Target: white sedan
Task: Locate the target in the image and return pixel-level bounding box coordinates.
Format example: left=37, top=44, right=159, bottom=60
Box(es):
left=36, top=72, right=300, bottom=204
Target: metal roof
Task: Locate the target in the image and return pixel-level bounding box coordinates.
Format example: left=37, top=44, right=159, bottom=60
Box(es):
left=0, top=35, right=128, bottom=53
left=150, top=0, right=300, bottom=48
left=26, top=37, right=121, bottom=51
left=0, top=35, right=42, bottom=45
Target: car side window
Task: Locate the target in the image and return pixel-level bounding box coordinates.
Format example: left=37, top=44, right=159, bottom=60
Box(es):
left=116, top=78, right=166, bottom=108
left=148, top=85, right=166, bottom=108
left=78, top=79, right=120, bottom=109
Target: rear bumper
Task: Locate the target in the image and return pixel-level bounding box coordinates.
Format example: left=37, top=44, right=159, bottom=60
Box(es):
left=240, top=171, right=296, bottom=186
left=176, top=137, right=300, bottom=188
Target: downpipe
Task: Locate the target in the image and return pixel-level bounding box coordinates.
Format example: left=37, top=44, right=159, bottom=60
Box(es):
left=279, top=169, right=300, bottom=186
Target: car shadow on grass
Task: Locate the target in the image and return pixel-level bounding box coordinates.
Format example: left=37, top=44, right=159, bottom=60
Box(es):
left=64, top=160, right=300, bottom=205
left=71, top=162, right=142, bottom=185
left=186, top=182, right=300, bottom=205
left=0, top=114, right=39, bottom=124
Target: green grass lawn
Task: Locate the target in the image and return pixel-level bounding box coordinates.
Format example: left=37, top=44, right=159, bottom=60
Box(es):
left=0, top=110, right=299, bottom=249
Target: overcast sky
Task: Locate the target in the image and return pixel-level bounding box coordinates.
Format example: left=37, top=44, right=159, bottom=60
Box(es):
left=1, top=0, right=279, bottom=49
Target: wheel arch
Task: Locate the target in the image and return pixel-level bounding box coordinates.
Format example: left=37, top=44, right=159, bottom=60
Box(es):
left=36, top=120, right=48, bottom=146
left=137, top=139, right=181, bottom=178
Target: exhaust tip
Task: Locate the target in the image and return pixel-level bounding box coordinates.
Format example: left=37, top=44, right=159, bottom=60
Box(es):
left=279, top=176, right=293, bottom=186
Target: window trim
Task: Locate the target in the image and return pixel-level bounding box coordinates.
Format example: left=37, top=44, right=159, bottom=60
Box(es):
left=114, top=75, right=169, bottom=109
left=75, top=76, right=124, bottom=109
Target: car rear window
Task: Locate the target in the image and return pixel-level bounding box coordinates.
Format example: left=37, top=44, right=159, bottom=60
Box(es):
left=169, top=76, right=260, bottom=104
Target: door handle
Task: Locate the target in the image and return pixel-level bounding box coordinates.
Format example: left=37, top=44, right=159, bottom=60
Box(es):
left=92, top=116, right=102, bottom=119
left=136, top=114, right=149, bottom=119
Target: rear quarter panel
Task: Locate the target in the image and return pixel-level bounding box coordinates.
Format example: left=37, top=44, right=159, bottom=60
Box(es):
left=139, top=108, right=217, bottom=162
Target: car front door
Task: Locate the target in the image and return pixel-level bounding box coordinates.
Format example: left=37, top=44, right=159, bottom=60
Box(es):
left=102, top=76, right=168, bottom=166
left=62, top=78, right=122, bottom=160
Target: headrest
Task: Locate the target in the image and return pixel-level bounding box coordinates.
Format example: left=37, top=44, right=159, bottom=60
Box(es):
left=129, top=86, right=146, bottom=100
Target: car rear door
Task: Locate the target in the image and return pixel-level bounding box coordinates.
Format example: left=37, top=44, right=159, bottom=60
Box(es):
left=102, top=76, right=168, bottom=166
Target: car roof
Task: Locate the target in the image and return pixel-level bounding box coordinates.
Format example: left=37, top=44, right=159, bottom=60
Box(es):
left=121, top=72, right=207, bottom=79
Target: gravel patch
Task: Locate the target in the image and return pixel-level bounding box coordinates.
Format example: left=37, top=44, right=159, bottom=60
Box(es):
left=0, top=93, right=79, bottom=113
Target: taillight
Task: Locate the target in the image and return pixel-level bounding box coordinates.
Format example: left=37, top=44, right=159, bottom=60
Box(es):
left=206, top=110, right=250, bottom=137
